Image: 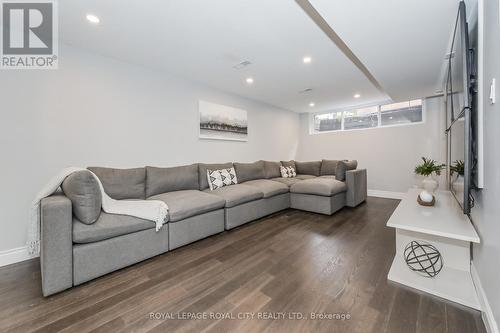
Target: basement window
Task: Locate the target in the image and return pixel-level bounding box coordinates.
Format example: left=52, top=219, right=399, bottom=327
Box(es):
left=343, top=106, right=379, bottom=130
left=310, top=99, right=423, bottom=134
left=380, top=99, right=423, bottom=126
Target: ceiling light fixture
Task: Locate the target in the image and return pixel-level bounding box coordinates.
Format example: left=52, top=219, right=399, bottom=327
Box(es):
left=309, top=102, right=315, bottom=107
left=86, top=14, right=100, bottom=24
left=353, top=93, right=361, bottom=98
left=246, top=77, right=254, bottom=84
left=303, top=56, right=312, bottom=64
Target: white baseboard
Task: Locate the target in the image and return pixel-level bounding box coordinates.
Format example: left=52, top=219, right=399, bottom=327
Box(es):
left=472, top=262, right=499, bottom=333
left=0, top=246, right=37, bottom=268
left=367, top=189, right=406, bottom=200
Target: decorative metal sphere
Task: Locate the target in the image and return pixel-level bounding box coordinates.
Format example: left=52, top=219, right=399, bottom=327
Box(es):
left=404, top=241, right=443, bottom=278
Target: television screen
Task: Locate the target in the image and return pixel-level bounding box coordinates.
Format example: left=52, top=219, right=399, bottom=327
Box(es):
left=446, top=1, right=474, bottom=214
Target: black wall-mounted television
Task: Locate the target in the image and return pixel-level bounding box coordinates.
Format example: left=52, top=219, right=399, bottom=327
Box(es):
left=445, top=1, right=477, bottom=215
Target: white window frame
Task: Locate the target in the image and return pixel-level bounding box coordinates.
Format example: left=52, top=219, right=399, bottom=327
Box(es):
left=309, top=99, right=426, bottom=135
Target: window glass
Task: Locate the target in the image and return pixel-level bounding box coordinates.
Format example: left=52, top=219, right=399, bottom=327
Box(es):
left=380, top=99, right=423, bottom=126
left=343, top=106, right=379, bottom=130
left=313, top=111, right=342, bottom=132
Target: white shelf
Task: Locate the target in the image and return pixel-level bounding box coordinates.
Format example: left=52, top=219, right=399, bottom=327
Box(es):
left=387, top=189, right=480, bottom=243
left=388, top=255, right=480, bottom=310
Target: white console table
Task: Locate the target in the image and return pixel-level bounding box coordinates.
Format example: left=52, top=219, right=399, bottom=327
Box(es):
left=386, top=188, right=480, bottom=309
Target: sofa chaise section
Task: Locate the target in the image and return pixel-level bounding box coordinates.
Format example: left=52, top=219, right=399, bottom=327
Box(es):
left=290, top=178, right=347, bottom=215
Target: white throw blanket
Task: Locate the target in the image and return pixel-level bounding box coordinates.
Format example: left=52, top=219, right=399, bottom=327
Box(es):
left=27, top=167, right=168, bottom=256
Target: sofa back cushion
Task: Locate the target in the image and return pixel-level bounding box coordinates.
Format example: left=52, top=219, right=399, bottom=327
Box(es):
left=198, top=162, right=233, bottom=190
left=261, top=160, right=281, bottom=179
left=233, top=161, right=265, bottom=183
left=295, top=161, right=322, bottom=176
left=320, top=159, right=339, bottom=176
left=62, top=170, right=102, bottom=224
left=281, top=160, right=296, bottom=169
left=88, top=167, right=146, bottom=200
left=146, top=164, right=199, bottom=197
left=335, top=160, right=358, bottom=181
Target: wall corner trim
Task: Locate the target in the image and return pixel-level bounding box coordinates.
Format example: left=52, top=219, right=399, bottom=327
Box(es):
left=0, top=246, right=38, bottom=268
left=472, top=262, right=499, bottom=333
left=367, top=189, right=406, bottom=200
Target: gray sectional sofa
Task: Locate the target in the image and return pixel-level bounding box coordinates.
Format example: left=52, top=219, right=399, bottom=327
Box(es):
left=40, top=159, right=367, bottom=296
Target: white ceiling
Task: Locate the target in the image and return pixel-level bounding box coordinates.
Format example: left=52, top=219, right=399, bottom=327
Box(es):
left=59, top=0, right=460, bottom=113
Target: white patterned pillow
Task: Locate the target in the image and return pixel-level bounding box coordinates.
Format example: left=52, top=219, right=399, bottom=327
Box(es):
left=207, top=167, right=238, bottom=190
left=280, top=166, right=296, bottom=178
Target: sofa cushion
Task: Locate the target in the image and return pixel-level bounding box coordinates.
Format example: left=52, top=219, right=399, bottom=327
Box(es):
left=73, top=212, right=155, bottom=244
left=335, top=160, right=358, bottom=181
left=198, top=163, right=233, bottom=190
left=281, top=160, right=296, bottom=169
left=271, top=177, right=303, bottom=187
left=88, top=167, right=146, bottom=200
left=149, top=190, right=225, bottom=222
left=233, top=161, right=265, bottom=183
left=61, top=170, right=102, bottom=225
left=203, top=184, right=263, bottom=208
left=320, top=159, right=339, bottom=176
left=146, top=164, right=198, bottom=197
left=290, top=178, right=347, bottom=197
left=319, top=175, right=337, bottom=180
left=295, top=161, right=322, bottom=176
left=243, top=179, right=289, bottom=198
left=296, top=174, right=316, bottom=180
left=262, top=160, right=281, bottom=179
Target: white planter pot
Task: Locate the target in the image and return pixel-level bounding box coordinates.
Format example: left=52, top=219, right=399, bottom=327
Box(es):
left=422, top=176, right=439, bottom=193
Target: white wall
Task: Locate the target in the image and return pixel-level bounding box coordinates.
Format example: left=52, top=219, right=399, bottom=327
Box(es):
left=296, top=97, right=446, bottom=193
left=0, top=45, right=300, bottom=253
left=470, top=0, right=500, bottom=329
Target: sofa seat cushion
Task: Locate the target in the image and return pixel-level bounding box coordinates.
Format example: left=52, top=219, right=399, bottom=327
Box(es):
left=271, top=177, right=303, bottom=187
left=149, top=190, right=225, bottom=222
left=204, top=184, right=263, bottom=208
left=319, top=175, right=337, bottom=180
left=243, top=179, right=289, bottom=198
left=73, top=212, right=156, bottom=244
left=290, top=178, right=347, bottom=197
left=295, top=174, right=316, bottom=180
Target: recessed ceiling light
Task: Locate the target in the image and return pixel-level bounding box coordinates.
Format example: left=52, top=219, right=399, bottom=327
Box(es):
left=246, top=77, right=254, bottom=84
left=309, top=102, right=315, bottom=107
left=353, top=93, right=361, bottom=98
left=303, top=56, right=312, bottom=64
left=86, top=14, right=100, bottom=24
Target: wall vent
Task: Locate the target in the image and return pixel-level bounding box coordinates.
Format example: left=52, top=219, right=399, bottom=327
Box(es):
left=232, top=61, right=252, bottom=70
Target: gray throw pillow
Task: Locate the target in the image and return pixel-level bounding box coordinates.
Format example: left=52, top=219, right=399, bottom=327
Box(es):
left=88, top=167, right=146, bottom=200
left=233, top=161, right=265, bottom=183
left=198, top=163, right=233, bottom=190
left=261, top=160, right=281, bottom=179
left=320, top=159, right=340, bottom=176
left=281, top=160, right=296, bottom=170
left=295, top=161, right=322, bottom=176
left=335, top=160, right=358, bottom=181
left=62, top=170, right=102, bottom=224
left=146, top=164, right=198, bottom=197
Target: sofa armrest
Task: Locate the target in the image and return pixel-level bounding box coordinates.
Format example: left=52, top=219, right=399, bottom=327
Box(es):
left=40, top=194, right=73, bottom=296
left=345, top=169, right=367, bottom=207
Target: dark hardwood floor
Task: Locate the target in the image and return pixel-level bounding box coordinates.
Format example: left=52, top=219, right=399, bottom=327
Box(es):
left=0, top=197, right=486, bottom=333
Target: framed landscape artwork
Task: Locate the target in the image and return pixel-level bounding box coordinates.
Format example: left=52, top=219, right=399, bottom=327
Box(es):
left=199, top=100, right=248, bottom=141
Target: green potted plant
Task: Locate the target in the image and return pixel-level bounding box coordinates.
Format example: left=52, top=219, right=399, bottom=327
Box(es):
left=414, top=157, right=445, bottom=193
left=450, top=160, right=465, bottom=192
